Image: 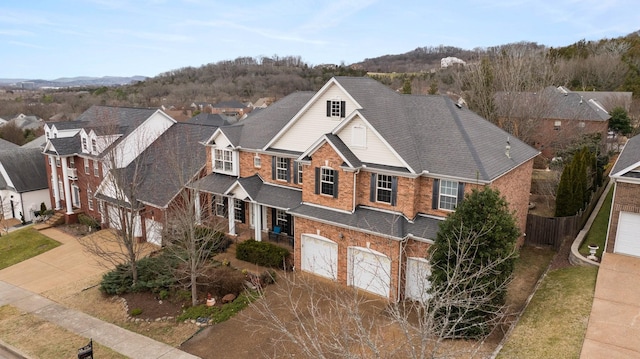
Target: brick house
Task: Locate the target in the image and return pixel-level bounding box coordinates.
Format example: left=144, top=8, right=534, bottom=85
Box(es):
left=42, top=106, right=217, bottom=244
left=606, top=134, right=640, bottom=257
left=190, top=76, right=539, bottom=301
left=495, top=86, right=610, bottom=159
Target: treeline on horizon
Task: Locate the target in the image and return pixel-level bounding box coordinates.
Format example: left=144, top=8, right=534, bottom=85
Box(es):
left=1, top=30, right=639, bottom=123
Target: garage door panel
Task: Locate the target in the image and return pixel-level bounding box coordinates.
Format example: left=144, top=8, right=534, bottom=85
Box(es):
left=348, top=247, right=391, bottom=298
left=301, top=234, right=338, bottom=280
left=405, top=257, right=431, bottom=302
left=615, top=211, right=640, bottom=257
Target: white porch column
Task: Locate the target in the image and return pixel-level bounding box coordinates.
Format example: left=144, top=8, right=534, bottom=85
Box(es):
left=50, top=155, right=61, bottom=210
left=253, top=202, right=262, bottom=241
left=194, top=190, right=201, bottom=225
left=263, top=206, right=269, bottom=231
left=60, top=157, right=73, bottom=215
left=227, top=197, right=236, bottom=236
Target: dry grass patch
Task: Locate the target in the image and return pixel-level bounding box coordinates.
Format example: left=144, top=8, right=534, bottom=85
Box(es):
left=497, top=266, right=598, bottom=359
left=0, top=305, right=127, bottom=359
left=44, top=273, right=197, bottom=346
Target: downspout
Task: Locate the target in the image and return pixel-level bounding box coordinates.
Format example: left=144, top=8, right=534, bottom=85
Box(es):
left=352, top=168, right=360, bottom=211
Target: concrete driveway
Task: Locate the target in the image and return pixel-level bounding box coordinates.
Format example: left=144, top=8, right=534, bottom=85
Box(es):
left=581, top=253, right=640, bottom=358
left=0, top=227, right=109, bottom=293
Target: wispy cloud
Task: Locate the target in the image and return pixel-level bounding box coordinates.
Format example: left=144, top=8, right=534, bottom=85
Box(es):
left=298, top=0, right=378, bottom=33
left=184, top=19, right=327, bottom=45
left=0, top=29, right=33, bottom=36
left=8, top=40, right=49, bottom=50
left=109, top=29, right=194, bottom=43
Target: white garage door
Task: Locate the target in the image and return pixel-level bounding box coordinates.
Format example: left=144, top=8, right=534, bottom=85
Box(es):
left=405, top=257, right=431, bottom=302
left=615, top=211, right=640, bottom=257
left=301, top=234, right=338, bottom=280
left=348, top=246, right=391, bottom=298
left=145, top=218, right=163, bottom=246
left=107, top=205, right=122, bottom=230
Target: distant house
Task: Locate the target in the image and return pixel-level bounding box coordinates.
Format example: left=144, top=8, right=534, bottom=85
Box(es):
left=495, top=86, right=610, bottom=159
left=4, top=114, right=43, bottom=131
left=190, top=102, right=214, bottom=113
left=606, top=133, right=640, bottom=257
left=572, top=88, right=633, bottom=112
left=211, top=100, right=250, bottom=118
left=186, top=113, right=238, bottom=127
left=252, top=97, right=275, bottom=109
left=0, top=148, right=51, bottom=222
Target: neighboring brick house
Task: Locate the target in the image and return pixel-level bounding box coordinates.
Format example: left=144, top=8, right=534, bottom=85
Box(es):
left=42, top=106, right=217, bottom=244
left=211, top=100, right=250, bottom=118
left=495, top=86, right=610, bottom=159
left=606, top=134, right=640, bottom=257
left=190, top=76, right=539, bottom=301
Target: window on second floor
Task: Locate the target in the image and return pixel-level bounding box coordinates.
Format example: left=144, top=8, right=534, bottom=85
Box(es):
left=272, top=157, right=290, bottom=182
left=91, top=138, right=97, bottom=153
left=326, top=100, right=346, bottom=118
left=254, top=154, right=261, bottom=168
left=432, top=179, right=465, bottom=211
left=315, top=167, right=338, bottom=198
left=214, top=149, right=234, bottom=173
left=55, top=157, right=61, bottom=167
left=93, top=160, right=99, bottom=177
left=84, top=160, right=90, bottom=174
left=82, top=138, right=88, bottom=152
left=370, top=173, right=397, bottom=205
left=295, top=161, right=304, bottom=184
left=554, top=120, right=562, bottom=130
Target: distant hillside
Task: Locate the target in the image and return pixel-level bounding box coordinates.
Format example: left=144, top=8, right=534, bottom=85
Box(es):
left=0, top=76, right=147, bottom=89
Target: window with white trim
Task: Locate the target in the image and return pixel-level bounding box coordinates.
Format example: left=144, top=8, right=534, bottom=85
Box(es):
left=72, top=184, right=80, bottom=207
left=87, top=189, right=94, bottom=210
left=212, top=195, right=226, bottom=217
left=254, top=154, right=261, bottom=168
left=297, top=162, right=303, bottom=184
left=82, top=138, right=88, bottom=152
left=554, top=120, right=561, bottom=130
left=84, top=160, right=90, bottom=174
left=234, top=199, right=245, bottom=222
left=91, top=138, right=97, bottom=153
left=275, top=209, right=288, bottom=230
left=321, top=168, right=335, bottom=196
left=439, top=180, right=459, bottom=211
left=214, top=149, right=234, bottom=172
left=275, top=157, right=288, bottom=181
left=55, top=157, right=61, bottom=167
left=376, top=174, right=393, bottom=204
left=58, top=180, right=63, bottom=196
left=93, top=160, right=99, bottom=177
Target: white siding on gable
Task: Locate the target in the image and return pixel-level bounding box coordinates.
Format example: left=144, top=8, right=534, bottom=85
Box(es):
left=111, top=112, right=173, bottom=168
left=272, top=85, right=358, bottom=152
left=337, top=116, right=405, bottom=168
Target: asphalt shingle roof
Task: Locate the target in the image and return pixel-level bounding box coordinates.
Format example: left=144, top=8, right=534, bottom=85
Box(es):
left=611, top=134, right=640, bottom=177
left=289, top=204, right=442, bottom=241
left=119, top=122, right=217, bottom=208
left=0, top=148, right=48, bottom=192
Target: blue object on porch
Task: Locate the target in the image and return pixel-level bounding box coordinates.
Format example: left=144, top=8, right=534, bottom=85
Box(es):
left=273, top=226, right=282, bottom=234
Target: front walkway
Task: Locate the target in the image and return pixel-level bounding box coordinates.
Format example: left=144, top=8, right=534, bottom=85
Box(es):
left=0, top=226, right=198, bottom=359
left=581, top=253, right=640, bottom=358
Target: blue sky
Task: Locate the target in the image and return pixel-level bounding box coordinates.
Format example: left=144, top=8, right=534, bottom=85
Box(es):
left=1, top=0, right=638, bottom=80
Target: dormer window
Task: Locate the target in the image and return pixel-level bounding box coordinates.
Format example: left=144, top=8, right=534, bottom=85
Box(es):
left=82, top=138, right=88, bottom=152
left=91, top=138, right=97, bottom=153
left=326, top=100, right=346, bottom=118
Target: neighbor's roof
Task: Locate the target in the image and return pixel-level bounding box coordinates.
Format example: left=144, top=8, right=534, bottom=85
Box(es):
left=118, top=122, right=218, bottom=208
left=495, top=86, right=611, bottom=122
left=186, top=113, right=238, bottom=127
left=610, top=134, right=640, bottom=179
left=0, top=148, right=49, bottom=192
left=0, top=138, right=19, bottom=151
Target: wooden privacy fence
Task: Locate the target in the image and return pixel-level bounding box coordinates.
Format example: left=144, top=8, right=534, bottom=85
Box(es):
left=525, top=214, right=580, bottom=250
left=525, top=182, right=608, bottom=251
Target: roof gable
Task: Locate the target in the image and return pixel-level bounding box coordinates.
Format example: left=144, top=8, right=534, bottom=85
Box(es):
left=611, top=134, right=640, bottom=180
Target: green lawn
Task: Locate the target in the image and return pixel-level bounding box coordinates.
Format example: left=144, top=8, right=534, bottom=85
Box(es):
left=578, top=186, right=614, bottom=258
left=498, top=266, right=598, bottom=359
left=0, top=227, right=61, bottom=270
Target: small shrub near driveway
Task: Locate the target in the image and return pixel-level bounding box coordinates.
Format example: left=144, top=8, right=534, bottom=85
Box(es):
left=177, top=291, right=259, bottom=323
left=236, top=239, right=290, bottom=269
left=0, top=227, right=60, bottom=270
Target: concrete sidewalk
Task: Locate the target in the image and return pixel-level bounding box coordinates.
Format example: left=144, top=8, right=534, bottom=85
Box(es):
left=581, top=253, right=640, bottom=358
left=0, top=227, right=199, bottom=359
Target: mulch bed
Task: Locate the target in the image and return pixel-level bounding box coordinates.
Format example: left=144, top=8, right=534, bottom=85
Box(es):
left=121, top=292, right=186, bottom=320
left=548, top=236, right=573, bottom=270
